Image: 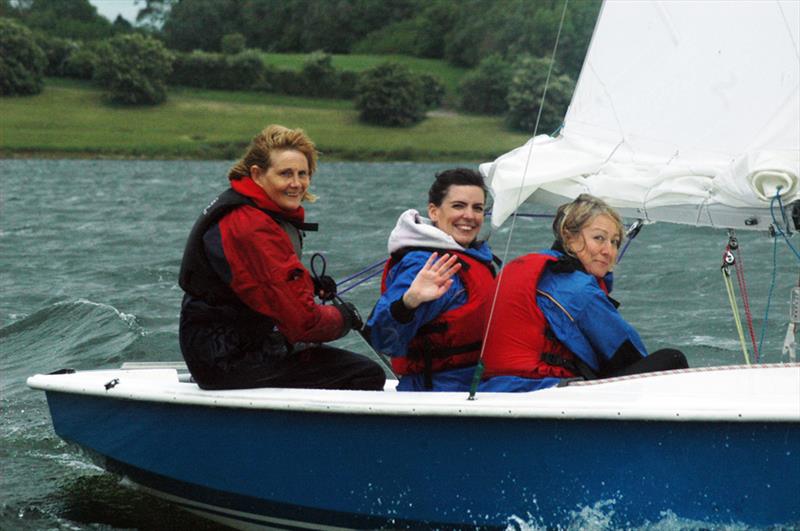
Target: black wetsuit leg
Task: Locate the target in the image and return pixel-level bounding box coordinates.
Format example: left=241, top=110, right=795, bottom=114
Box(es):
left=603, top=348, right=688, bottom=378
left=198, top=346, right=387, bottom=391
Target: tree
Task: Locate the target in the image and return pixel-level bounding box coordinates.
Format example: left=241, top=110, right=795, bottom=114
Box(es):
left=354, top=62, right=425, bottom=127
left=93, top=33, right=173, bottom=104
left=163, top=0, right=240, bottom=51
left=135, top=0, right=176, bottom=31
left=458, top=54, right=512, bottom=115
left=221, top=32, right=245, bottom=54
left=12, top=0, right=115, bottom=40
left=0, top=17, right=47, bottom=95
left=505, top=55, right=574, bottom=134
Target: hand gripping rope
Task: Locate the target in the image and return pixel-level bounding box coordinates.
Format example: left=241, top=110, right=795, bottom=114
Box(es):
left=309, top=253, right=397, bottom=378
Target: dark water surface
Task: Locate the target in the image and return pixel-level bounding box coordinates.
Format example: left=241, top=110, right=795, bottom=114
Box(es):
left=1, top=159, right=797, bottom=530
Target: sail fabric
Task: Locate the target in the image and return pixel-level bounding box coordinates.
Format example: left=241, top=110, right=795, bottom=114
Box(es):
left=482, top=0, right=800, bottom=229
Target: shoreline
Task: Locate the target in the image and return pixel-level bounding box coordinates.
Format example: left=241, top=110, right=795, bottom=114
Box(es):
left=0, top=148, right=497, bottom=163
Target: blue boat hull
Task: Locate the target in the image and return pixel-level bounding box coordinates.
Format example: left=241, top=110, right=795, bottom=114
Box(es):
left=45, top=390, right=800, bottom=529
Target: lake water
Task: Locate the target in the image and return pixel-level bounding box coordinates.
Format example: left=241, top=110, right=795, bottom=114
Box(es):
left=1, top=159, right=797, bottom=530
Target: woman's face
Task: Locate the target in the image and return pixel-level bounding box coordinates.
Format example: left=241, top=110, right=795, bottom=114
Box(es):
left=428, top=185, right=485, bottom=247
left=250, top=149, right=310, bottom=211
left=566, top=214, right=620, bottom=278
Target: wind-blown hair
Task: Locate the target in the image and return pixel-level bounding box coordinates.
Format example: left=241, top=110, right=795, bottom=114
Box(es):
left=552, top=193, right=624, bottom=255
left=227, top=124, right=319, bottom=202
left=428, top=168, right=487, bottom=206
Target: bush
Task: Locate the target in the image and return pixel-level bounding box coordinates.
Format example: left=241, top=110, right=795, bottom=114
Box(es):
left=170, top=50, right=225, bottom=88
left=505, top=55, right=574, bottom=133
left=93, top=33, right=173, bottom=105
left=300, top=51, right=338, bottom=98
left=260, top=64, right=304, bottom=95
left=33, top=33, right=78, bottom=76
left=417, top=73, right=445, bottom=109
left=459, top=54, right=512, bottom=115
left=355, top=62, right=425, bottom=127
left=336, top=70, right=359, bottom=99
left=226, top=50, right=265, bottom=88
left=62, top=43, right=101, bottom=79
left=221, top=32, right=246, bottom=55
left=0, top=18, right=47, bottom=96
left=170, top=49, right=264, bottom=91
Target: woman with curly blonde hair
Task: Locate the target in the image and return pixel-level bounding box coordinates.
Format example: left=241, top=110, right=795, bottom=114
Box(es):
left=178, top=125, right=385, bottom=390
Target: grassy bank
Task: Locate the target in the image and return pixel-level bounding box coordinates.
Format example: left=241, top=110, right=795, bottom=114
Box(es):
left=0, top=79, right=529, bottom=161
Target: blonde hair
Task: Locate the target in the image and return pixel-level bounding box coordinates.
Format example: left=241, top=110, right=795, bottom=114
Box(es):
left=552, top=193, right=624, bottom=256
left=227, top=125, right=319, bottom=202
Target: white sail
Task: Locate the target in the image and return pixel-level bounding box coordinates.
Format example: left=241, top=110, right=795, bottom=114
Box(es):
left=482, top=0, right=800, bottom=230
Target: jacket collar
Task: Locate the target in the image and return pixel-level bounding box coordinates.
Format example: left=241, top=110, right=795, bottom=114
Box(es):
left=230, top=177, right=305, bottom=223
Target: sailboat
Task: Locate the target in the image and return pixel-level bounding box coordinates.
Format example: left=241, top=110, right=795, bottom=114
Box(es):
left=27, top=1, right=799, bottom=529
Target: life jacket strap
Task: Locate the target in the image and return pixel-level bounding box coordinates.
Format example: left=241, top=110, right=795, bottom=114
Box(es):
left=409, top=340, right=482, bottom=361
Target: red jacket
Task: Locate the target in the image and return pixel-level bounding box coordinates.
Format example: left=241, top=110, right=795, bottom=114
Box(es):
left=213, top=177, right=344, bottom=343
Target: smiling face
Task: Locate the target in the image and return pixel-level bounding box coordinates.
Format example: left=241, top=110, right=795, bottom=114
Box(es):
left=250, top=149, right=310, bottom=211
left=428, top=184, right=485, bottom=247
left=566, top=214, right=621, bottom=278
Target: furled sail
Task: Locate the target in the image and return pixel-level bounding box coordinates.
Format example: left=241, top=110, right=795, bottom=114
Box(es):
left=482, top=0, right=800, bottom=230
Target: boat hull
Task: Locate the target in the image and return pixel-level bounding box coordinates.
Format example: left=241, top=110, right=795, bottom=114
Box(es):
left=43, top=383, right=800, bottom=529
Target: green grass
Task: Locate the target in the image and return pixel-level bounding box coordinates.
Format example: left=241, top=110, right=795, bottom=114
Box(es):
left=261, top=52, right=469, bottom=98
left=0, top=79, right=529, bottom=161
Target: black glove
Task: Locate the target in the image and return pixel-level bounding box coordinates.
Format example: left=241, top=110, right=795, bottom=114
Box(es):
left=334, top=301, right=364, bottom=333
left=313, top=275, right=337, bottom=301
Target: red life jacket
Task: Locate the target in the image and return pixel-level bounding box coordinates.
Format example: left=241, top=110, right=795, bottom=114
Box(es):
left=481, top=253, right=580, bottom=379
left=380, top=250, right=497, bottom=376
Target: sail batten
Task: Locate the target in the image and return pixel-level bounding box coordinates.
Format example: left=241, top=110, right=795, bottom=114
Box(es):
left=483, top=0, right=800, bottom=230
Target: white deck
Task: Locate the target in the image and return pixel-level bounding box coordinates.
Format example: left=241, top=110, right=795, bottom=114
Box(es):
left=27, top=363, right=800, bottom=422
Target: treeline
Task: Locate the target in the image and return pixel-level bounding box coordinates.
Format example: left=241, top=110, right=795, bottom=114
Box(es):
left=1, top=0, right=600, bottom=133
left=156, top=0, right=598, bottom=81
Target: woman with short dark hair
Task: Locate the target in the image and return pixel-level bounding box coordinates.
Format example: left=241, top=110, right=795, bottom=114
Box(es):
left=366, top=168, right=497, bottom=391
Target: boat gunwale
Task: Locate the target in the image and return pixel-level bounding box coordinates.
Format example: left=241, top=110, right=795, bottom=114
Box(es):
left=27, top=363, right=800, bottom=423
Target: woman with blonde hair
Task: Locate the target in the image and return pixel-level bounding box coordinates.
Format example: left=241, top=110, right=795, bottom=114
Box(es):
left=481, top=193, right=687, bottom=391
left=178, top=125, right=385, bottom=390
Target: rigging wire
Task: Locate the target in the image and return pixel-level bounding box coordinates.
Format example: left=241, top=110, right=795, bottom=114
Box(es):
left=468, top=0, right=571, bottom=400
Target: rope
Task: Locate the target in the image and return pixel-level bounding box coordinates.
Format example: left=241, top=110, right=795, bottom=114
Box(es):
left=770, top=191, right=800, bottom=262
left=758, top=231, right=779, bottom=355
left=617, top=219, right=644, bottom=263
left=728, top=232, right=759, bottom=362
left=308, top=253, right=397, bottom=378
left=722, top=263, right=751, bottom=365
left=337, top=259, right=385, bottom=286
left=469, top=0, right=571, bottom=400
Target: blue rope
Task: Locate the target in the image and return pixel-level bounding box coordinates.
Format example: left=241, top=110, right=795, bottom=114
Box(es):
left=486, top=211, right=553, bottom=220
left=338, top=268, right=384, bottom=295
left=337, top=259, right=385, bottom=285
left=770, top=192, right=800, bottom=261
left=758, top=233, right=779, bottom=355
left=758, top=190, right=799, bottom=356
